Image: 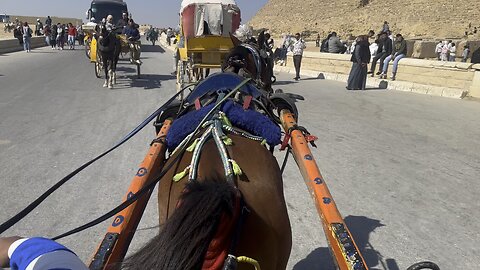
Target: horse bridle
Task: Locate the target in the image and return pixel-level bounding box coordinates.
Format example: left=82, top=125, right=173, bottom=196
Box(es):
left=224, top=43, right=266, bottom=89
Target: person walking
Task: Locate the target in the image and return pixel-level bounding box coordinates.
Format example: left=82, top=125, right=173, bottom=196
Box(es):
left=21, top=22, right=33, bottom=52
left=379, top=33, right=407, bottom=81
left=462, top=44, right=470, bottom=62
left=368, top=32, right=392, bottom=76
left=43, top=24, right=51, bottom=46
left=347, top=35, right=371, bottom=90
left=67, top=23, right=77, bottom=50
left=290, top=33, right=306, bottom=81
left=315, top=34, right=320, bottom=47
left=50, top=24, right=57, bottom=49
left=56, top=23, right=64, bottom=50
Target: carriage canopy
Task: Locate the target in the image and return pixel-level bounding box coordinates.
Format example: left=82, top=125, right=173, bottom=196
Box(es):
left=180, top=0, right=241, bottom=38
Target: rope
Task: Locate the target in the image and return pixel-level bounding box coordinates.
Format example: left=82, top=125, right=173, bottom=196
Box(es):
left=50, top=78, right=252, bottom=240
left=0, top=82, right=197, bottom=235
left=237, top=256, right=261, bottom=270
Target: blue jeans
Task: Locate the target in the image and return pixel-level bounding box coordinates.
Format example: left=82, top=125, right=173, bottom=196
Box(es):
left=23, top=36, right=31, bottom=51
left=382, top=54, right=405, bottom=75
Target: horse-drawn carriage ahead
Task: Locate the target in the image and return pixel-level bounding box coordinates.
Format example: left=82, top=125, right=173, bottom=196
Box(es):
left=176, top=0, right=241, bottom=97
left=0, top=1, right=441, bottom=269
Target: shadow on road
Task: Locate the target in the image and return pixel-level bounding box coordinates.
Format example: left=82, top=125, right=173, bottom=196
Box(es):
left=274, top=80, right=297, bottom=86
left=141, top=44, right=166, bottom=53
left=293, top=215, right=400, bottom=270
left=126, top=74, right=175, bottom=90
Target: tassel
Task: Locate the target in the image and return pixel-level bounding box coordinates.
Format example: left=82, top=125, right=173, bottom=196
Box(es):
left=261, top=139, right=267, bottom=146
left=229, top=159, right=243, bottom=176
left=186, top=138, right=199, bottom=152
left=223, top=136, right=233, bottom=146
left=173, top=166, right=191, bottom=182
left=220, top=112, right=232, bottom=127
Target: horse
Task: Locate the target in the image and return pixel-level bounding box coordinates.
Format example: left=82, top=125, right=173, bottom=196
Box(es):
left=3, top=22, right=15, bottom=33
left=121, top=33, right=292, bottom=270
left=222, top=31, right=276, bottom=93
left=97, top=24, right=121, bottom=89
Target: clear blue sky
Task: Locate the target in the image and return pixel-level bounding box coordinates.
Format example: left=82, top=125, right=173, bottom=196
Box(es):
left=0, top=0, right=268, bottom=26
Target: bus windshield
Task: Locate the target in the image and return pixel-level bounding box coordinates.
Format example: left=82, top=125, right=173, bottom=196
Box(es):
left=91, top=3, right=127, bottom=23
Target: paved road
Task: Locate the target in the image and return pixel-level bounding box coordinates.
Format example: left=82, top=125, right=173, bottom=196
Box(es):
left=0, top=42, right=479, bottom=270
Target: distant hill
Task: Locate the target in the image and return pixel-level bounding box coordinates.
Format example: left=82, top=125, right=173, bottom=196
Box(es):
left=248, top=0, right=480, bottom=39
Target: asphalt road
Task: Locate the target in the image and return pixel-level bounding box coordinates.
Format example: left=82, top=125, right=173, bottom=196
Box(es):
left=0, top=41, right=479, bottom=270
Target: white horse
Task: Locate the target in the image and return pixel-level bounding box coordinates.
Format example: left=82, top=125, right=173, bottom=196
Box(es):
left=3, top=22, right=15, bottom=33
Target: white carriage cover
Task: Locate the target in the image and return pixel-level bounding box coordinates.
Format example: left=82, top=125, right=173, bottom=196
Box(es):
left=180, top=0, right=240, bottom=37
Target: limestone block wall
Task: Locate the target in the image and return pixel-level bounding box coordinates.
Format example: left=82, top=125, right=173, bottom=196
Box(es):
left=281, top=51, right=478, bottom=98
left=0, top=37, right=47, bottom=54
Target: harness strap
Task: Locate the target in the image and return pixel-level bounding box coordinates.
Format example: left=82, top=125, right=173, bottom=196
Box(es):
left=242, top=95, right=253, bottom=110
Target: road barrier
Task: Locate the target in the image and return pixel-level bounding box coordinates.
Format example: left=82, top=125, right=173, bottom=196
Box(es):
left=275, top=51, right=480, bottom=99
left=0, top=37, right=47, bottom=54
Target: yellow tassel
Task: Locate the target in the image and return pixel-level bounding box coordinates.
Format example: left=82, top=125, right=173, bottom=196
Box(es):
left=261, top=139, right=267, bottom=146
left=229, top=159, right=243, bottom=176
left=173, top=166, right=190, bottom=182
left=223, top=137, right=233, bottom=146
left=186, top=138, right=199, bottom=152
left=220, top=112, right=232, bottom=127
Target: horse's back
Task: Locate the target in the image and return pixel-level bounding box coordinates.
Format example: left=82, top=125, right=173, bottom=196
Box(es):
left=157, top=134, right=292, bottom=269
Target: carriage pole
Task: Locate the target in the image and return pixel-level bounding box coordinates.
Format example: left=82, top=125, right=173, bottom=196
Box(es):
left=280, top=110, right=368, bottom=270
left=89, top=120, right=172, bottom=270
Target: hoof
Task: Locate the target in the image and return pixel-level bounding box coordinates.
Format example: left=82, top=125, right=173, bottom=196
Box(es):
left=103, top=82, right=108, bottom=88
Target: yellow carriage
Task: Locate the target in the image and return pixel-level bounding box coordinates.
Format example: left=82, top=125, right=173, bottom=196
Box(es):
left=176, top=0, right=241, bottom=96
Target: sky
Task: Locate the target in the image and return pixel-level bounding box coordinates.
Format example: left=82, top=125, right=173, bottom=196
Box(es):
left=0, top=0, right=268, bottom=27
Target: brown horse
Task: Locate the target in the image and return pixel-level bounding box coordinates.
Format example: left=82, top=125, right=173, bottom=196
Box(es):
left=122, top=35, right=292, bottom=270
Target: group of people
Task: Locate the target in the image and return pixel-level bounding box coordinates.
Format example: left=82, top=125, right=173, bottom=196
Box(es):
left=347, top=28, right=407, bottom=90
left=434, top=40, right=468, bottom=62
left=12, top=16, right=84, bottom=52
left=44, top=22, right=81, bottom=50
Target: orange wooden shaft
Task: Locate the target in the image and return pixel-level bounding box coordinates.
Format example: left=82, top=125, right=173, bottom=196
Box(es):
left=280, top=110, right=368, bottom=270
left=89, top=120, right=172, bottom=269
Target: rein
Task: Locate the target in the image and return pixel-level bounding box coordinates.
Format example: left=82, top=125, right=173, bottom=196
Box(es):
left=0, top=83, right=197, bottom=235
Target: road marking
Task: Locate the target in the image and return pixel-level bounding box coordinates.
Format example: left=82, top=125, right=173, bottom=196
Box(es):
left=0, top=139, right=11, bottom=145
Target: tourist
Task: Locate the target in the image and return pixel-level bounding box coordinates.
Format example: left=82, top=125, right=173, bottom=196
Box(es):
left=379, top=33, right=407, bottom=81
left=448, top=42, right=456, bottom=61
left=347, top=35, right=371, bottom=90
left=13, top=26, right=23, bottom=45
left=380, top=21, right=389, bottom=34
left=45, top=16, right=52, bottom=27
left=50, top=24, right=57, bottom=49
left=21, top=22, right=33, bottom=52
left=471, top=47, right=480, bottom=64
left=67, top=23, right=77, bottom=50
left=56, top=23, right=64, bottom=50
left=320, top=33, right=331, bottom=52
left=43, top=24, right=51, bottom=46
left=369, top=32, right=392, bottom=76
left=123, top=19, right=141, bottom=64
left=328, top=32, right=346, bottom=54
left=435, top=41, right=442, bottom=60
left=315, top=34, right=320, bottom=47
left=289, top=33, right=306, bottom=81
left=278, top=33, right=292, bottom=66
left=440, top=41, right=449, bottom=61
left=34, top=19, right=43, bottom=36
left=462, top=45, right=470, bottom=62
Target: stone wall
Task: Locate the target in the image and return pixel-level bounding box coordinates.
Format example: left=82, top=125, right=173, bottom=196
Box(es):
left=0, top=37, right=47, bottom=54
left=277, top=51, right=480, bottom=98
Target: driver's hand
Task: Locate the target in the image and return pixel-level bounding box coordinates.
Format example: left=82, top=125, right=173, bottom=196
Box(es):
left=0, top=236, right=22, bottom=268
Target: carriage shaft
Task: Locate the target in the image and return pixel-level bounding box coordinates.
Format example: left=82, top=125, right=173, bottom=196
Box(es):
left=280, top=110, right=367, bottom=270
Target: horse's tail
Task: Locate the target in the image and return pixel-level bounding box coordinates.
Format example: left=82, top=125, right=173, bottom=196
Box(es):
left=122, top=180, right=238, bottom=270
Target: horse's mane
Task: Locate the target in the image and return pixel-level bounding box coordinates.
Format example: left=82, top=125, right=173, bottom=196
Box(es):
left=222, top=44, right=255, bottom=73
left=121, top=179, right=237, bottom=270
